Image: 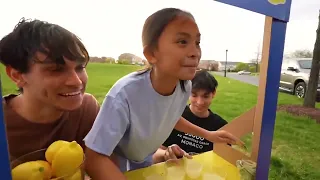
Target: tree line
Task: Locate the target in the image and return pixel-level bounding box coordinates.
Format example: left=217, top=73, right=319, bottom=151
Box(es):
left=89, top=53, right=147, bottom=65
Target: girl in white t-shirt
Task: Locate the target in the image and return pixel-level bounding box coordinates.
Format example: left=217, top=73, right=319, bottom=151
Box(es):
left=84, top=7, right=243, bottom=180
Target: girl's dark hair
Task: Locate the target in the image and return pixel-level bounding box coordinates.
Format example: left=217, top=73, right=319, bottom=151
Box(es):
left=138, top=8, right=195, bottom=92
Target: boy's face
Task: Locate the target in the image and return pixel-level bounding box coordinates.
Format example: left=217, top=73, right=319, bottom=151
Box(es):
left=189, top=89, right=215, bottom=113
left=6, top=51, right=88, bottom=111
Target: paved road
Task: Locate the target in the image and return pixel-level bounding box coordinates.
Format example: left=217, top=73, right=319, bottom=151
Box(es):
left=212, top=72, right=295, bottom=96
left=213, top=72, right=259, bottom=86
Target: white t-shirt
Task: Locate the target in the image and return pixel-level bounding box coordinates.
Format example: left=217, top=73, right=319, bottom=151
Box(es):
left=84, top=70, right=191, bottom=171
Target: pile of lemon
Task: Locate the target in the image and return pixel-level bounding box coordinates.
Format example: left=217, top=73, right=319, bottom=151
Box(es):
left=11, top=140, right=84, bottom=180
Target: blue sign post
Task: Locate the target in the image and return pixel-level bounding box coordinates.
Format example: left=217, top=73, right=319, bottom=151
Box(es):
left=214, top=0, right=291, bottom=21
left=0, top=75, right=12, bottom=180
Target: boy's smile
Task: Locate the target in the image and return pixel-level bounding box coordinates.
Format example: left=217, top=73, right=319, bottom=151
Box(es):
left=189, top=89, right=215, bottom=117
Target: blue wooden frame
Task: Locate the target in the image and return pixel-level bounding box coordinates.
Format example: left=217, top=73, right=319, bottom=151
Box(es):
left=214, top=1, right=291, bottom=179
left=255, top=18, right=287, bottom=179
left=0, top=0, right=292, bottom=179
left=0, top=76, right=12, bottom=180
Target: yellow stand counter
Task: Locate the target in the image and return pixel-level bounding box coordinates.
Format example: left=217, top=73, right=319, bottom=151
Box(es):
left=124, top=151, right=241, bottom=180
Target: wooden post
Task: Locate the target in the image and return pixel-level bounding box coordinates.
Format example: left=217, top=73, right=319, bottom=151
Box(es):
left=251, top=16, right=273, bottom=162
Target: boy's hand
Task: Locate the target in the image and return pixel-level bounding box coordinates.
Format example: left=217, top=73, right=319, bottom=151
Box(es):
left=204, top=130, right=245, bottom=146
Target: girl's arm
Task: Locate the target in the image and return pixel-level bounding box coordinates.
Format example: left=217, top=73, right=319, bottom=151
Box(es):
left=152, top=148, right=166, bottom=163
left=152, top=145, right=191, bottom=164
left=152, top=145, right=169, bottom=163
left=174, top=117, right=209, bottom=138
left=83, top=95, right=130, bottom=179
left=174, top=117, right=244, bottom=145
left=85, top=148, right=126, bottom=180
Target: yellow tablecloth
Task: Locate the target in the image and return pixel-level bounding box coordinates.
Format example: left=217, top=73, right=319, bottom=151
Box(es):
left=124, top=151, right=241, bottom=180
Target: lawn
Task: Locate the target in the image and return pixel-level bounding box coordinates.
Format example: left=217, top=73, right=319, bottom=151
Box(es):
left=1, top=63, right=320, bottom=179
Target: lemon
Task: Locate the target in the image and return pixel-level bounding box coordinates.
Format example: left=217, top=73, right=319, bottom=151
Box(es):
left=268, top=0, right=286, bottom=5
left=45, top=140, right=70, bottom=164
left=12, top=161, right=51, bottom=180
left=49, top=170, right=82, bottom=180
left=52, top=141, right=84, bottom=177
left=35, top=160, right=52, bottom=179
left=66, top=170, right=82, bottom=180
left=28, top=168, right=46, bottom=180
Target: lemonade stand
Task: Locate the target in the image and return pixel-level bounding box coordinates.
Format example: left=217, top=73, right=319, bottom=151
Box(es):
left=0, top=0, right=292, bottom=179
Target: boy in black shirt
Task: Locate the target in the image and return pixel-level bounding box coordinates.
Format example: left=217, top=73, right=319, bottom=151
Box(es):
left=162, top=70, right=228, bottom=155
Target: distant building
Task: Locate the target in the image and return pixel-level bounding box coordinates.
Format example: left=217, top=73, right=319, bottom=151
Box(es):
left=198, top=60, right=221, bottom=71
left=118, top=53, right=145, bottom=65
left=131, top=56, right=145, bottom=65
left=219, top=61, right=239, bottom=71
left=246, top=62, right=257, bottom=67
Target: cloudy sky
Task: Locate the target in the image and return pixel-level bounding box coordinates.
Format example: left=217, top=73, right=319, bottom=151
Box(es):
left=0, top=0, right=319, bottom=62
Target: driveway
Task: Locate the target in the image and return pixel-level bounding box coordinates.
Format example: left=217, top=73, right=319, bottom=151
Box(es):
left=213, top=72, right=259, bottom=86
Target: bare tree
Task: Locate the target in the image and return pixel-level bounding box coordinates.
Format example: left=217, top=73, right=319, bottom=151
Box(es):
left=250, top=43, right=262, bottom=72
left=291, top=49, right=313, bottom=58
left=303, top=10, right=320, bottom=108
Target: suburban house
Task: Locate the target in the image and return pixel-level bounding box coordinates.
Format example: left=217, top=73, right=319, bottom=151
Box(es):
left=197, top=60, right=221, bottom=71
left=131, top=56, right=145, bottom=65
left=117, top=53, right=146, bottom=65
left=219, top=61, right=239, bottom=71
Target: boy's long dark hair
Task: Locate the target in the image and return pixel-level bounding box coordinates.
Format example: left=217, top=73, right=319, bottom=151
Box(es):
left=0, top=18, right=89, bottom=92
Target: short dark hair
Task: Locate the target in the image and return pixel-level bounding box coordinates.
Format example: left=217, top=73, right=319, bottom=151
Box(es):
left=139, top=8, right=195, bottom=92
left=0, top=18, right=89, bottom=73
left=192, top=70, right=218, bottom=93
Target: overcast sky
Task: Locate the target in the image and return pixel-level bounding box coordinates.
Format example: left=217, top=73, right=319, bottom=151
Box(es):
left=0, top=0, right=319, bottom=62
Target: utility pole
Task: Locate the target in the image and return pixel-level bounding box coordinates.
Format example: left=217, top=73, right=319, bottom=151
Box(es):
left=224, top=49, right=228, bottom=77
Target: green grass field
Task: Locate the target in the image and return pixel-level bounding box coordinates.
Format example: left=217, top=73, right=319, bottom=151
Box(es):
left=1, top=63, right=320, bottom=179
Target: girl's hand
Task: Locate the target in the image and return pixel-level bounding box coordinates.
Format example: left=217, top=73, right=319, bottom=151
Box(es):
left=164, top=144, right=192, bottom=162
left=205, top=130, right=245, bottom=146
